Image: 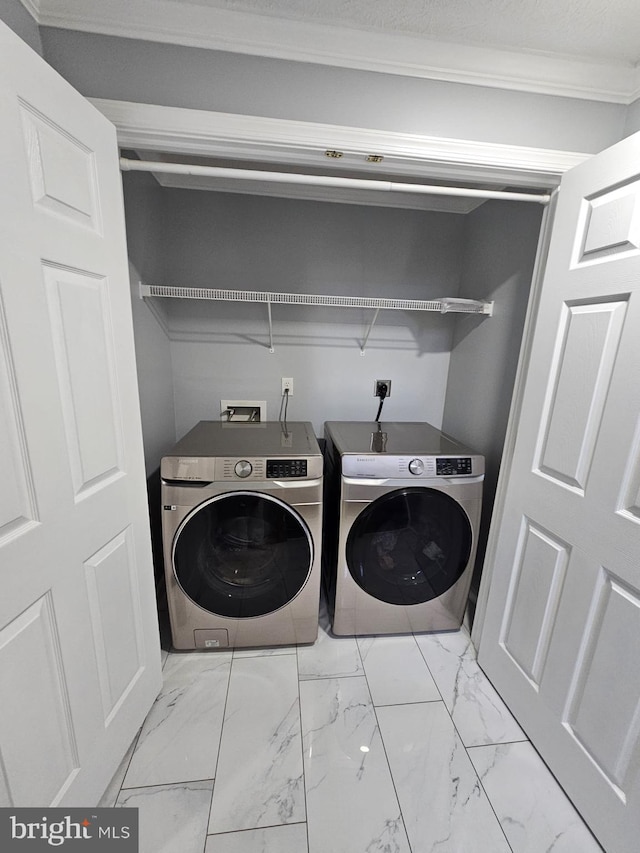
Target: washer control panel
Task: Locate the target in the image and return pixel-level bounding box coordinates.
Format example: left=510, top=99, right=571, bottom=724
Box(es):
left=220, top=457, right=312, bottom=480
left=266, top=459, right=308, bottom=478
left=161, top=454, right=322, bottom=482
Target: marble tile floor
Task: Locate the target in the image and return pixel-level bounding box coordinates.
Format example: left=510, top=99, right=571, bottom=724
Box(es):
left=101, top=605, right=603, bottom=853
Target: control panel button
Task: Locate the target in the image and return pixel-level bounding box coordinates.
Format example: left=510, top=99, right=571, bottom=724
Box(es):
left=266, top=459, right=308, bottom=478
left=436, top=457, right=473, bottom=475
left=408, top=458, right=424, bottom=475
left=234, top=460, right=253, bottom=478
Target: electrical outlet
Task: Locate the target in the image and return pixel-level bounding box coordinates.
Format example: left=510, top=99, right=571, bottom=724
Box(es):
left=281, top=377, right=294, bottom=396
left=374, top=379, right=391, bottom=397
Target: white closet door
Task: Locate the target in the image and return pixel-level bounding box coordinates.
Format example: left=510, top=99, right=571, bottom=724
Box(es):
left=478, top=130, right=640, bottom=853
left=0, top=21, right=161, bottom=806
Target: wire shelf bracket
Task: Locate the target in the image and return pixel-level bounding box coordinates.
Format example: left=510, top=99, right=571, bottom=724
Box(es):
left=138, top=284, right=494, bottom=353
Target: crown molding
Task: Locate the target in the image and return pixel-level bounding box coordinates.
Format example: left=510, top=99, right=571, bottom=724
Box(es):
left=90, top=98, right=589, bottom=193
left=632, top=67, right=640, bottom=103
left=31, top=0, right=638, bottom=104
left=18, top=0, right=41, bottom=19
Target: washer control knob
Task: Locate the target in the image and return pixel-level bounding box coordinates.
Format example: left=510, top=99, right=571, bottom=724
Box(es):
left=408, top=458, right=424, bottom=475
left=234, top=460, right=253, bottom=478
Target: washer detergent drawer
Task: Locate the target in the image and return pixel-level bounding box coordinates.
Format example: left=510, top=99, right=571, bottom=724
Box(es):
left=163, top=479, right=323, bottom=508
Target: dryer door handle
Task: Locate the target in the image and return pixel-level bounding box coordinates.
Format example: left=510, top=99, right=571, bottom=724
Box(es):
left=342, top=477, right=395, bottom=487
left=342, top=475, right=485, bottom=486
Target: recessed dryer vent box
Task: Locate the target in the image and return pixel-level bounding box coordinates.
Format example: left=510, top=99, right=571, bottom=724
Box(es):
left=221, top=400, right=266, bottom=422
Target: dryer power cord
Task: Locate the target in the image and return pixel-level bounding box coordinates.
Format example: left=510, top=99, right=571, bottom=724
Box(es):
left=375, top=382, right=388, bottom=422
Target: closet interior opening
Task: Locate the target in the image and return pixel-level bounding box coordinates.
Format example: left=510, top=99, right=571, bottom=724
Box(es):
left=120, top=145, right=548, bottom=626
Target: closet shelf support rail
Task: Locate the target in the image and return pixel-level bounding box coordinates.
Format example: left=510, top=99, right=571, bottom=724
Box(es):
left=138, top=284, right=494, bottom=352
left=139, top=284, right=493, bottom=314
left=120, top=158, right=551, bottom=204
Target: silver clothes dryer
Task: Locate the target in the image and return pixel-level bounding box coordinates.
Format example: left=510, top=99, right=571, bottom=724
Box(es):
left=323, top=421, right=484, bottom=636
left=161, top=421, right=323, bottom=650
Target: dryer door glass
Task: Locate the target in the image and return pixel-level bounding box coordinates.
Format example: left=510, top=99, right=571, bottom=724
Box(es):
left=173, top=492, right=313, bottom=618
left=346, top=487, right=472, bottom=605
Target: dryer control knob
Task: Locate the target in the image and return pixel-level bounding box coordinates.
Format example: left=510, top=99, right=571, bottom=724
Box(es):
left=234, top=460, right=253, bottom=478
left=408, top=458, right=424, bottom=475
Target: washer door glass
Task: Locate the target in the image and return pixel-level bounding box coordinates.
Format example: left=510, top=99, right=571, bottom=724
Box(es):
left=173, top=492, right=313, bottom=618
left=346, top=487, right=472, bottom=605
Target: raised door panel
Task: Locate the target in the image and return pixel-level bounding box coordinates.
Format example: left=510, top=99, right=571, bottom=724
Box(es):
left=19, top=101, right=101, bottom=232
left=619, top=422, right=640, bottom=522
left=564, top=570, right=640, bottom=795
left=0, top=294, right=38, bottom=545
left=501, top=520, right=569, bottom=686
left=85, top=529, right=145, bottom=725
left=43, top=265, right=124, bottom=500
left=536, top=299, right=627, bottom=492
left=0, top=596, right=78, bottom=806
left=577, top=179, right=640, bottom=262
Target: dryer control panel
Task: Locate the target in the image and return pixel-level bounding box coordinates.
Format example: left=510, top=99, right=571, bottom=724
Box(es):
left=436, top=457, right=473, bottom=476
left=342, top=454, right=483, bottom=479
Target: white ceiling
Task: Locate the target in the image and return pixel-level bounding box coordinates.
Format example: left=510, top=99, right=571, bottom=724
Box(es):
left=183, top=0, right=640, bottom=65
left=27, top=0, right=637, bottom=211
left=29, top=0, right=640, bottom=103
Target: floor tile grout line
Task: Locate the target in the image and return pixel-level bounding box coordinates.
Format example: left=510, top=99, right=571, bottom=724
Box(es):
left=202, top=652, right=234, bottom=845
left=368, top=639, right=514, bottom=853
left=466, top=739, right=533, bottom=751
left=110, top=628, right=179, bottom=805
left=232, top=650, right=298, bottom=659
left=120, top=777, right=216, bottom=792
left=295, top=644, right=311, bottom=853
left=414, top=630, right=531, bottom=750
left=469, top=739, right=606, bottom=852
left=461, top=742, right=515, bottom=853
left=413, top=630, right=490, bottom=746
left=299, top=671, right=367, bottom=681
left=412, top=631, right=517, bottom=852
left=359, top=631, right=513, bottom=851
left=205, top=821, right=309, bottom=840
left=113, top=724, right=145, bottom=805
left=206, top=652, right=306, bottom=840
left=358, top=641, right=415, bottom=853
left=413, top=631, right=516, bottom=853
left=373, top=697, right=444, bottom=709
left=411, top=631, right=454, bottom=713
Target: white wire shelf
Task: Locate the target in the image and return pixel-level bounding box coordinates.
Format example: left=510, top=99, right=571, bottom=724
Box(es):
left=139, top=284, right=494, bottom=353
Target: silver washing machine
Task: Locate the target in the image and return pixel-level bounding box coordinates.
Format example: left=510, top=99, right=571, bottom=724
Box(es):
left=323, top=421, right=484, bottom=636
left=161, top=421, right=323, bottom=650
